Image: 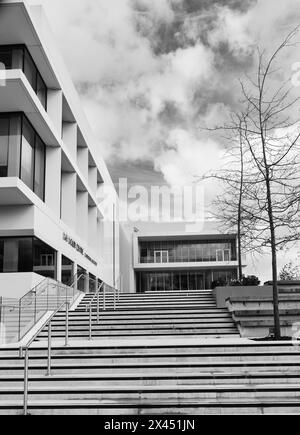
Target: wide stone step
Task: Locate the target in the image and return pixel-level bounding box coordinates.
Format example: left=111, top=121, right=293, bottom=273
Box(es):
left=66, top=308, right=229, bottom=316
left=37, top=329, right=239, bottom=338
left=2, top=371, right=300, bottom=387
left=52, top=313, right=232, bottom=325
left=1, top=384, right=300, bottom=401
left=45, top=320, right=236, bottom=329
left=1, top=360, right=299, bottom=375
left=2, top=399, right=300, bottom=415
left=1, top=352, right=299, bottom=366
left=2, top=342, right=298, bottom=356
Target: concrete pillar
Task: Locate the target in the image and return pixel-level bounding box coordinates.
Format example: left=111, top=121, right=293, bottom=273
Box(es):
left=77, top=147, right=89, bottom=181
left=47, top=90, right=63, bottom=137
left=45, top=147, right=61, bottom=217
left=61, top=172, right=77, bottom=230
left=57, top=251, right=62, bottom=282
left=88, top=166, right=97, bottom=195
left=88, top=206, right=97, bottom=251
left=73, top=263, right=78, bottom=291
left=76, top=191, right=88, bottom=242
left=62, top=122, right=77, bottom=161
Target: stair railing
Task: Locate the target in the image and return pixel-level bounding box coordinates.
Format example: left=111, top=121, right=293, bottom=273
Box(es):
left=84, top=276, right=122, bottom=340
left=86, top=281, right=104, bottom=340
left=20, top=300, right=71, bottom=416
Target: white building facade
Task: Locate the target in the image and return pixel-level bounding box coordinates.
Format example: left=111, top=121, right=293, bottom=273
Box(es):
left=0, top=1, right=120, bottom=298
left=120, top=222, right=241, bottom=293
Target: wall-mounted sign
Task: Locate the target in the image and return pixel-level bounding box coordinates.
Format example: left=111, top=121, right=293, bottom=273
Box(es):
left=63, top=233, right=98, bottom=267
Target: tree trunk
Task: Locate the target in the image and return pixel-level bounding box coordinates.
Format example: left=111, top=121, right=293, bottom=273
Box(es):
left=237, top=222, right=243, bottom=280
left=266, top=177, right=281, bottom=339
left=270, top=228, right=281, bottom=339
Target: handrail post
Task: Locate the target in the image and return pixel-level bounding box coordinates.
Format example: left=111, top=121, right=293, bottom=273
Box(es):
left=47, top=282, right=49, bottom=311
left=18, top=299, right=22, bottom=342
left=23, top=348, right=29, bottom=416
left=47, top=321, right=52, bottom=376
left=34, top=291, right=37, bottom=324
left=89, top=305, right=92, bottom=340
left=97, top=288, right=100, bottom=324
left=65, top=302, right=70, bottom=347
left=113, top=288, right=116, bottom=311
left=103, top=284, right=106, bottom=311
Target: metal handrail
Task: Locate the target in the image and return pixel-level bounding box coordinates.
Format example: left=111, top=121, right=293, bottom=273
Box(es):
left=19, top=278, right=50, bottom=306
left=85, top=281, right=104, bottom=340
left=20, top=300, right=70, bottom=416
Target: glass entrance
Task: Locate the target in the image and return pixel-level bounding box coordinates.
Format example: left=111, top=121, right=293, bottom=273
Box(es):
left=154, top=250, right=169, bottom=264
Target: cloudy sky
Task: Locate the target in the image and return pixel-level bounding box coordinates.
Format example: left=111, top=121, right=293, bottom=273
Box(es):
left=28, top=0, right=300, bottom=282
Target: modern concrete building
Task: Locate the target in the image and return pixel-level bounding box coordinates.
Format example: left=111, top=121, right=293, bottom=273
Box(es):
left=0, top=0, right=120, bottom=298
left=121, top=222, right=241, bottom=293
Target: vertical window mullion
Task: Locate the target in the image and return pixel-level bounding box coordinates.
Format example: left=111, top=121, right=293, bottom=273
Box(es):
left=19, top=114, right=23, bottom=180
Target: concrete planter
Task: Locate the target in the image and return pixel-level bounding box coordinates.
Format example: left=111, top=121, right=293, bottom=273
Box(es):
left=213, top=285, right=273, bottom=308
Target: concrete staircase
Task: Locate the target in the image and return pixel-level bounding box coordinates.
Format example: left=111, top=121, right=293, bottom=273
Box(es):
left=1, top=341, right=300, bottom=414
left=1, top=290, right=300, bottom=415
left=37, top=290, right=239, bottom=339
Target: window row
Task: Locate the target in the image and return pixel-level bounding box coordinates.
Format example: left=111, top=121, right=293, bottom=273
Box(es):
left=139, top=240, right=237, bottom=264
left=0, top=237, right=95, bottom=291
left=0, top=45, right=47, bottom=109
left=136, top=269, right=238, bottom=292
left=0, top=113, right=46, bottom=200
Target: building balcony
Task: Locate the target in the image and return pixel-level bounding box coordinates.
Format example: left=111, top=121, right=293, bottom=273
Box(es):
left=134, top=260, right=240, bottom=272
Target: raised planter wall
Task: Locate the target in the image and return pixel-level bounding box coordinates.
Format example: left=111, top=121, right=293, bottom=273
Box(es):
left=212, top=285, right=273, bottom=308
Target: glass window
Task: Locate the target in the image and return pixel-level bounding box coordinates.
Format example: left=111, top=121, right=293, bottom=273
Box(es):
left=181, top=272, right=188, bottom=291
left=36, top=72, right=47, bottom=109
left=33, top=238, right=57, bottom=279
left=0, top=48, right=12, bottom=69
left=0, top=238, right=33, bottom=273
left=18, top=239, right=33, bottom=272
left=2, top=239, right=19, bottom=272
left=0, top=117, right=9, bottom=177
left=34, top=136, right=45, bottom=200
left=77, top=266, right=87, bottom=292
left=0, top=46, right=47, bottom=109
left=7, top=115, right=22, bottom=178
left=23, top=48, right=37, bottom=92
left=224, top=249, right=231, bottom=262
left=62, top=255, right=74, bottom=286
left=21, top=117, right=35, bottom=190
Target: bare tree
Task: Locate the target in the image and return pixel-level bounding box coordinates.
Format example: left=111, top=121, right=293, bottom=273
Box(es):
left=204, top=27, right=300, bottom=339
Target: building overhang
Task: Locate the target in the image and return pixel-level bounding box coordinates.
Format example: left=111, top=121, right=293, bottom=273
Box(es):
left=137, top=233, right=237, bottom=242
left=0, top=1, right=60, bottom=89
left=134, top=261, right=241, bottom=272
left=0, top=71, right=59, bottom=147
left=0, top=178, right=36, bottom=206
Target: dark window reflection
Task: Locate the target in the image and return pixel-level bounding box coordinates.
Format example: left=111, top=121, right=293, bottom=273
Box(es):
left=0, top=45, right=47, bottom=110
left=139, top=239, right=237, bottom=264
left=0, top=238, right=33, bottom=273
left=33, top=238, right=57, bottom=279
left=77, top=266, right=87, bottom=292
left=62, top=255, right=74, bottom=286
left=0, top=114, right=46, bottom=201
left=136, top=269, right=237, bottom=293
left=0, top=117, right=9, bottom=177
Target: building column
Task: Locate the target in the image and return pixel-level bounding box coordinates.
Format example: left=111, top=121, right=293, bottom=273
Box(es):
left=57, top=251, right=62, bottom=283
left=73, top=263, right=78, bottom=291
left=45, top=147, right=62, bottom=217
